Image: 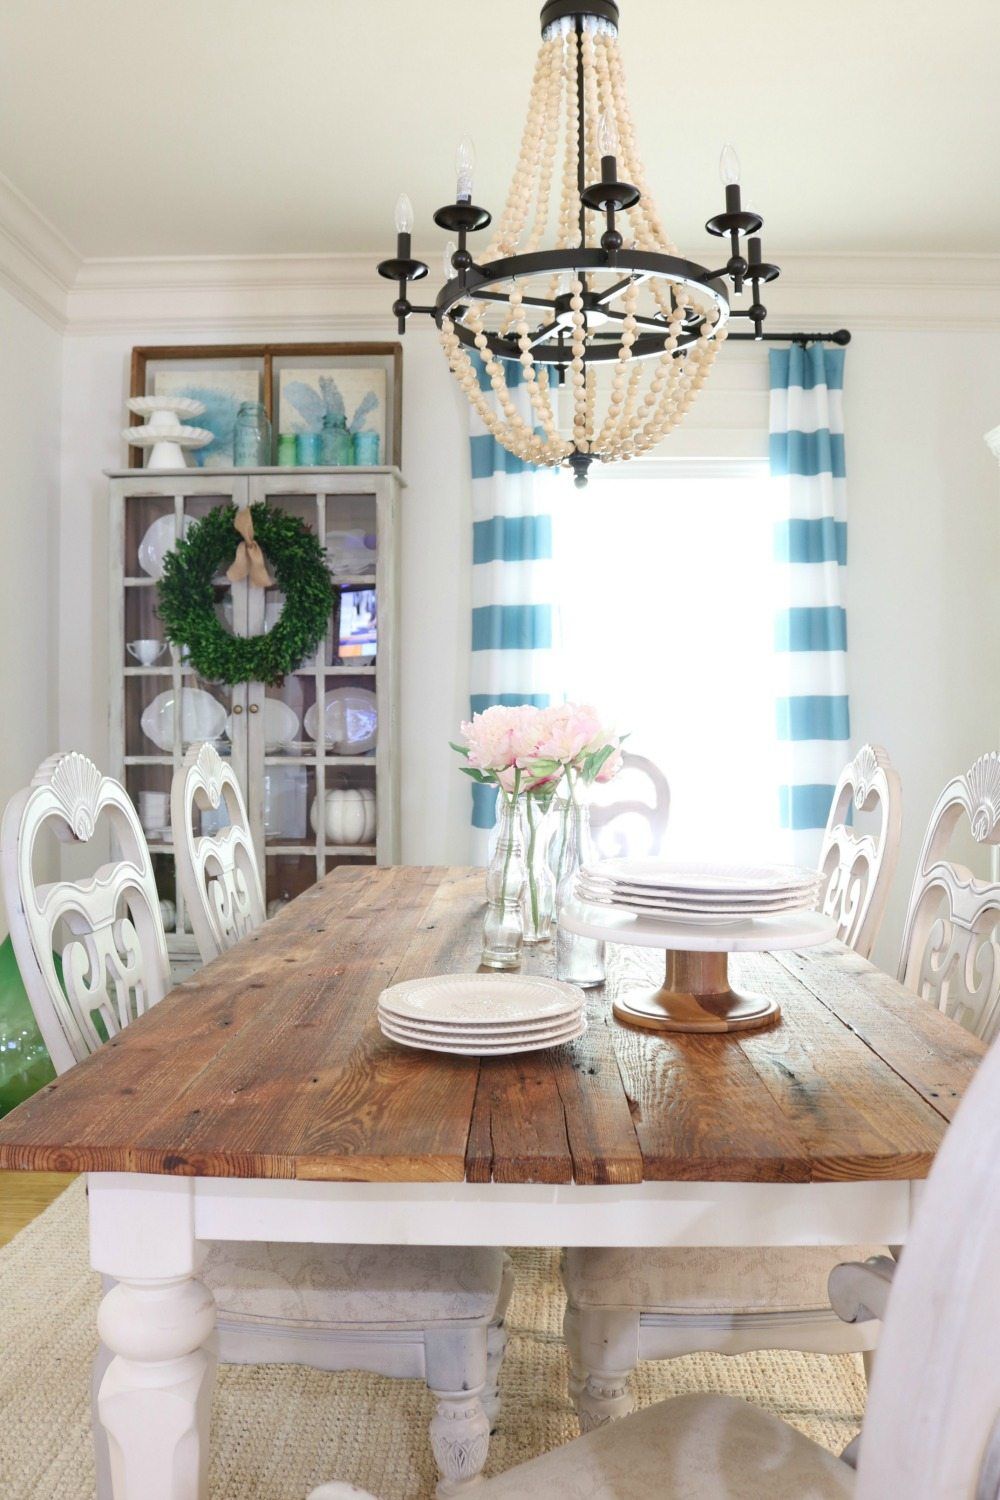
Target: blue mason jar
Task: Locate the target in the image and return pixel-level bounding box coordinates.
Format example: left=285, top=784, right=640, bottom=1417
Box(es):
left=296, top=431, right=322, bottom=466
left=353, top=429, right=381, bottom=465
left=233, top=402, right=272, bottom=466
left=320, top=412, right=353, bottom=465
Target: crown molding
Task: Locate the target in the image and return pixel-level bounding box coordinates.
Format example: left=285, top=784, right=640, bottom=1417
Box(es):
left=63, top=247, right=1000, bottom=338
left=2, top=168, right=1000, bottom=338
left=0, top=173, right=80, bottom=329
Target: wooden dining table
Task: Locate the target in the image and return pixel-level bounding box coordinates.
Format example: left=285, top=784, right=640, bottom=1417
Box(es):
left=0, top=864, right=985, bottom=1500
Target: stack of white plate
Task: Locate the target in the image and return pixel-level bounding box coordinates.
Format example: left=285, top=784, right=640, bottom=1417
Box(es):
left=378, top=973, right=586, bottom=1056
left=575, top=858, right=824, bottom=923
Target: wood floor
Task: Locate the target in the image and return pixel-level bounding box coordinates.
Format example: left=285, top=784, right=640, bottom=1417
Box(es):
left=0, top=1170, right=75, bottom=1247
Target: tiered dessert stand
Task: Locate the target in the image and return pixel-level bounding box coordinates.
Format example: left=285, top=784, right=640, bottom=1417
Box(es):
left=123, top=396, right=213, bottom=469
left=562, top=861, right=837, bottom=1034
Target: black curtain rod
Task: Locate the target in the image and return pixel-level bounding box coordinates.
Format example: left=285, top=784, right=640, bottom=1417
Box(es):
left=726, top=329, right=851, bottom=346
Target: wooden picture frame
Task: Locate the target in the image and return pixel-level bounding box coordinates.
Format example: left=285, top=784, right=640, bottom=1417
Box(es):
left=128, top=342, right=403, bottom=470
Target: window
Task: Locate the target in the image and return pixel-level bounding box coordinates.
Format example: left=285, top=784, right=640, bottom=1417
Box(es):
left=553, top=460, right=785, bottom=861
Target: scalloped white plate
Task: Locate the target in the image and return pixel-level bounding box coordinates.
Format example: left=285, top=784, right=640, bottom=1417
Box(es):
left=137, top=514, right=196, bottom=579
left=379, top=1015, right=587, bottom=1057
left=378, top=972, right=584, bottom=1027
left=125, top=423, right=213, bottom=448
left=128, top=395, right=207, bottom=419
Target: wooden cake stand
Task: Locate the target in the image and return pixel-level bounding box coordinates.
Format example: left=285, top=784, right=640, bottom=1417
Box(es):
left=560, top=900, right=838, bottom=1034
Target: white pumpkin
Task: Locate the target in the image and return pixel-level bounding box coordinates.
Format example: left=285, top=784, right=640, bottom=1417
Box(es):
left=309, top=787, right=376, bottom=846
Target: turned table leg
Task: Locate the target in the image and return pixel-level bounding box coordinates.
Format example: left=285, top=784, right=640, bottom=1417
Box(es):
left=88, top=1174, right=217, bottom=1500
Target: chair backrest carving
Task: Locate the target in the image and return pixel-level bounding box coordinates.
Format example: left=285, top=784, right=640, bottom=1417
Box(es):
left=171, top=742, right=265, bottom=963
left=898, top=752, right=1000, bottom=1041
left=0, top=752, right=170, bottom=1074
left=857, top=1024, right=1000, bottom=1497
left=816, top=743, right=902, bottom=959
left=589, top=752, right=670, bottom=858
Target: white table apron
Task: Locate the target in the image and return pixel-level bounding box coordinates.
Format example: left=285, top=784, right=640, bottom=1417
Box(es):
left=86, top=1170, right=924, bottom=1500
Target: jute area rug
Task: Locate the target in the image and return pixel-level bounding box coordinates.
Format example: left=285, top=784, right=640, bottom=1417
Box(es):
left=0, top=1180, right=865, bottom=1498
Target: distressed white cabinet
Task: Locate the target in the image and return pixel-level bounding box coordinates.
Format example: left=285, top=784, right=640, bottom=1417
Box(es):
left=108, top=467, right=401, bottom=974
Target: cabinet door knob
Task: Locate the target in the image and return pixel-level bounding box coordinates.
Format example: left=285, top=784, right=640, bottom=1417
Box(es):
left=232, top=704, right=243, bottom=715
left=248, top=703, right=260, bottom=714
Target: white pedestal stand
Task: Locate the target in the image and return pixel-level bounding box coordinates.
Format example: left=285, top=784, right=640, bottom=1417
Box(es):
left=560, top=900, right=838, bottom=1034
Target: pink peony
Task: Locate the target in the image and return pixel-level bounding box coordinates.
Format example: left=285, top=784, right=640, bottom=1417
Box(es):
left=460, top=704, right=546, bottom=774
left=595, top=744, right=624, bottom=783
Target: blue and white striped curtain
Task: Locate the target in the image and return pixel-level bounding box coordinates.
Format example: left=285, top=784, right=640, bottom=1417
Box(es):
left=468, top=362, right=558, bottom=859
left=770, top=344, right=849, bottom=864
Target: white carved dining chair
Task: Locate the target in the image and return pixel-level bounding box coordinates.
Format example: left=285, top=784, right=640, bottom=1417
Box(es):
left=310, top=1022, right=1000, bottom=1500
left=816, top=743, right=902, bottom=960
left=555, top=747, right=901, bottom=1423
left=897, top=751, right=1000, bottom=1041
left=170, top=741, right=266, bottom=962
left=589, top=751, right=670, bottom=858
left=0, top=751, right=512, bottom=1499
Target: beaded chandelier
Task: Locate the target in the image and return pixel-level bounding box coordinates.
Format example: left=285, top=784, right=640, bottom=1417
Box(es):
left=377, top=0, right=779, bottom=486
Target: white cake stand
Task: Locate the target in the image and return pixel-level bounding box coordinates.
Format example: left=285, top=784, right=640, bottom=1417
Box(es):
left=560, top=898, right=838, bottom=1034
left=124, top=396, right=212, bottom=469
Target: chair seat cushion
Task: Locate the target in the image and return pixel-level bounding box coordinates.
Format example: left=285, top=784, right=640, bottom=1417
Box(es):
left=203, top=1240, right=505, bottom=1331
left=564, top=1244, right=885, bottom=1314
left=479, top=1393, right=855, bottom=1498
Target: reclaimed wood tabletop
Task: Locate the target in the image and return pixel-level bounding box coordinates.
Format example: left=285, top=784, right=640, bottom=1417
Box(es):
left=0, top=865, right=985, bottom=1185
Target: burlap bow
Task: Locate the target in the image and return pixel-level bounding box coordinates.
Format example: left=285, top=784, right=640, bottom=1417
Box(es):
left=226, top=507, right=274, bottom=588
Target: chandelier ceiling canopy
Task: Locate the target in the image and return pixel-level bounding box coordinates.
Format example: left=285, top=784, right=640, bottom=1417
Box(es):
left=378, top=0, right=780, bottom=485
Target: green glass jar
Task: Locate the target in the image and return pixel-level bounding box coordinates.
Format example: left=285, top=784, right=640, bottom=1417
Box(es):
left=277, top=432, right=297, bottom=467
left=321, top=412, right=353, bottom=466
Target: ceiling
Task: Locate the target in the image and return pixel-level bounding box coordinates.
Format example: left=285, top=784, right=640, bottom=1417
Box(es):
left=0, top=0, right=997, bottom=263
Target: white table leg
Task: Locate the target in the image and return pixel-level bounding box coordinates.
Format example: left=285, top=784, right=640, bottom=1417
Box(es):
left=88, top=1174, right=217, bottom=1500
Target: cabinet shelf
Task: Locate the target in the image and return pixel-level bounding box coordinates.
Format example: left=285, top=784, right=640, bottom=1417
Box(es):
left=111, top=467, right=400, bottom=966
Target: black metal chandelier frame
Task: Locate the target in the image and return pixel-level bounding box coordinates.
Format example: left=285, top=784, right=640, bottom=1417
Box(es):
left=374, top=0, right=833, bottom=483
left=378, top=1, right=781, bottom=360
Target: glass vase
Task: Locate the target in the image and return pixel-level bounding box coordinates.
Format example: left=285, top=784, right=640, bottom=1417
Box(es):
left=320, top=412, right=353, bottom=465
left=520, top=794, right=555, bottom=945
left=482, top=794, right=526, bottom=971
left=233, top=402, right=272, bottom=466
left=554, top=793, right=606, bottom=987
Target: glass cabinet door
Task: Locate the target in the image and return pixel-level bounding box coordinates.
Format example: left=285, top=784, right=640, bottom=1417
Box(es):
left=115, top=476, right=250, bottom=960
left=247, top=475, right=381, bottom=919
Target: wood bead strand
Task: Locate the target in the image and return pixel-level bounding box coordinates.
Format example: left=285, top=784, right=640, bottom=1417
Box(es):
left=486, top=38, right=554, bottom=260
left=527, top=37, right=565, bottom=252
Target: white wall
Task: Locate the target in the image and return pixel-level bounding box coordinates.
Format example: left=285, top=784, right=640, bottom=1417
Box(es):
left=0, top=285, right=62, bottom=933
left=53, top=313, right=1000, bottom=971
left=846, top=331, right=1000, bottom=966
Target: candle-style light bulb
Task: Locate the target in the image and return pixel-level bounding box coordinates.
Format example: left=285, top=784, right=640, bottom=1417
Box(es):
left=598, top=110, right=619, bottom=161
left=443, top=240, right=457, bottom=280
left=719, top=144, right=741, bottom=187
left=456, top=136, right=476, bottom=202
left=394, top=192, right=414, bottom=236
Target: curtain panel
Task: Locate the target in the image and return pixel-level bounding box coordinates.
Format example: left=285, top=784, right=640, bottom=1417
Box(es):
left=467, top=361, right=558, bottom=857
left=770, top=343, right=850, bottom=863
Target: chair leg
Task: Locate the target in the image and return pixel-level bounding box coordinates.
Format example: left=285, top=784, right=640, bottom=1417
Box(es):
left=573, top=1307, right=640, bottom=1433
left=482, top=1253, right=514, bottom=1428
left=563, top=1301, right=588, bottom=1402
left=424, top=1325, right=492, bottom=1497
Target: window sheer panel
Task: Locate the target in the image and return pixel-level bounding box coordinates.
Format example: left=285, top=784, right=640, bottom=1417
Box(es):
left=554, top=464, right=785, bottom=862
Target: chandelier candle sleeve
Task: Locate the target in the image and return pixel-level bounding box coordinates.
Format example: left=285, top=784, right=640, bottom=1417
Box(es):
left=377, top=0, right=780, bottom=484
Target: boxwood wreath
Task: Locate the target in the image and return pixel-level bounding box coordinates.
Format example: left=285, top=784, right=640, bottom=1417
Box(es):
left=157, top=504, right=337, bottom=686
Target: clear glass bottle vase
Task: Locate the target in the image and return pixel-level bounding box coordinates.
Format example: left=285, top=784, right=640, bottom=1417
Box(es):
left=520, top=795, right=555, bottom=945
left=482, top=794, right=526, bottom=970
left=554, top=792, right=606, bottom=987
